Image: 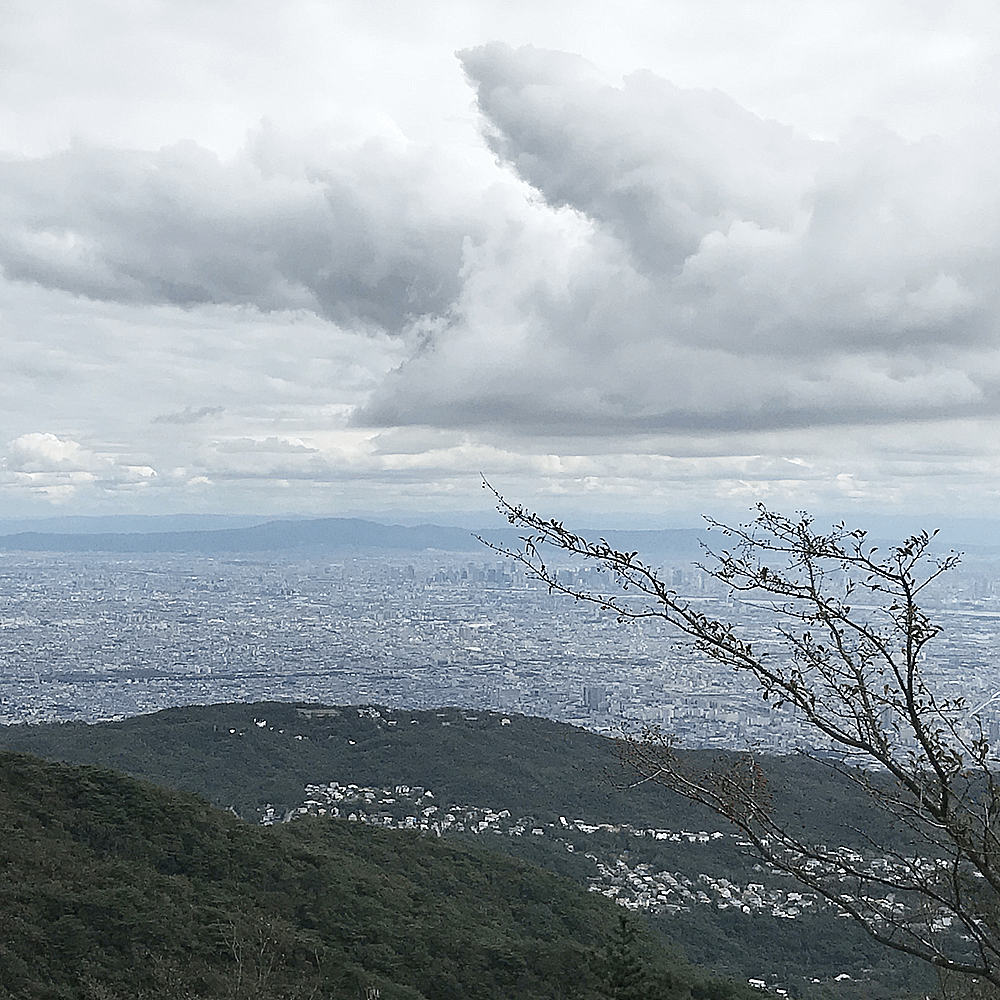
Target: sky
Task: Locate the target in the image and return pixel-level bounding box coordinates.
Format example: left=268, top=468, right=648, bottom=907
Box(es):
left=1, top=1, right=998, bottom=527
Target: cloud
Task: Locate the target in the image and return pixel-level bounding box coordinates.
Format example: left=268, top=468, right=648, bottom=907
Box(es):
left=216, top=436, right=318, bottom=453
left=0, top=123, right=479, bottom=331
left=460, top=43, right=818, bottom=276
left=2, top=432, right=156, bottom=502
left=358, top=44, right=1000, bottom=435
left=6, top=47, right=997, bottom=446
left=153, top=405, right=226, bottom=425
left=6, top=432, right=96, bottom=473
left=4, top=41, right=999, bottom=523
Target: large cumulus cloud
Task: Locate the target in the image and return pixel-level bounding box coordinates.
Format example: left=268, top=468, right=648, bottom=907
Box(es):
left=359, top=43, right=1000, bottom=434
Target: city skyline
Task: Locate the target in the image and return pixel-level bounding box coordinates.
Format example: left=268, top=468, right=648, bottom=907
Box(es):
left=2, top=2, right=998, bottom=524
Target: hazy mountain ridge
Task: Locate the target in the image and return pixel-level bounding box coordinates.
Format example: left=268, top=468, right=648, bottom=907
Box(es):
left=0, top=515, right=708, bottom=557
left=0, top=514, right=278, bottom=536
left=0, top=517, right=481, bottom=554
left=3, top=511, right=997, bottom=563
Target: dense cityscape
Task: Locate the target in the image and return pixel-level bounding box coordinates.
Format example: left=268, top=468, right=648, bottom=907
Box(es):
left=3, top=540, right=1000, bottom=753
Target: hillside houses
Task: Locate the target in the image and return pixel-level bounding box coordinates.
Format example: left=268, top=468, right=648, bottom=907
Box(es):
left=277, top=778, right=832, bottom=922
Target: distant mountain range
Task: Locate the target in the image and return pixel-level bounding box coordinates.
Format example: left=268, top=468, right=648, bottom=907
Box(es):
left=0, top=517, right=479, bottom=554
left=2, top=508, right=996, bottom=558
left=0, top=513, right=276, bottom=535
left=0, top=515, right=707, bottom=557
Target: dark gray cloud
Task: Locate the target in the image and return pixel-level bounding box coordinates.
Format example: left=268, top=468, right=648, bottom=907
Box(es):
left=0, top=126, right=473, bottom=331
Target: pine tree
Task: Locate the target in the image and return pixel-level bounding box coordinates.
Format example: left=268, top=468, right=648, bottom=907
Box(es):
left=597, top=913, right=648, bottom=1000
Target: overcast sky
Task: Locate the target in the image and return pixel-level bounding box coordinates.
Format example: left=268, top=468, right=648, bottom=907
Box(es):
left=2, top=1, right=998, bottom=526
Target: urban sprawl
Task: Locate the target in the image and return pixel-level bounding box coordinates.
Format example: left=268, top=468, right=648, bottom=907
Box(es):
left=2, top=547, right=999, bottom=754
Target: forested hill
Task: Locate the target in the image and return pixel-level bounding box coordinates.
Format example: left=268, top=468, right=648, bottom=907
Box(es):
left=0, top=702, right=890, bottom=844
left=0, top=749, right=750, bottom=999
left=1, top=705, right=934, bottom=996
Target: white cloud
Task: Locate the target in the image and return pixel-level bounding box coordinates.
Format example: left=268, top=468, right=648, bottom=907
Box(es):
left=358, top=45, right=1000, bottom=437
left=2, top=432, right=157, bottom=503
left=6, top=432, right=96, bottom=473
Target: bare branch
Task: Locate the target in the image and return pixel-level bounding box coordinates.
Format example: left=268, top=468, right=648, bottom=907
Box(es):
left=481, top=480, right=1000, bottom=987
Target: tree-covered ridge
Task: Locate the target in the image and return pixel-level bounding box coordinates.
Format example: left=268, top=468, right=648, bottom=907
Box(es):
left=0, top=750, right=751, bottom=1000
left=1, top=703, right=940, bottom=995
left=0, top=702, right=896, bottom=843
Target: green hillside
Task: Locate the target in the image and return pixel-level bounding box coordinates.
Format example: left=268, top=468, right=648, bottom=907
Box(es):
left=0, top=702, right=896, bottom=842
left=0, top=750, right=750, bottom=1000
left=0, top=704, right=935, bottom=996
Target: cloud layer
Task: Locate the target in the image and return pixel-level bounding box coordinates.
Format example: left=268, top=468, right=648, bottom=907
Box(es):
left=2, top=40, right=999, bottom=516
left=3, top=45, right=997, bottom=440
